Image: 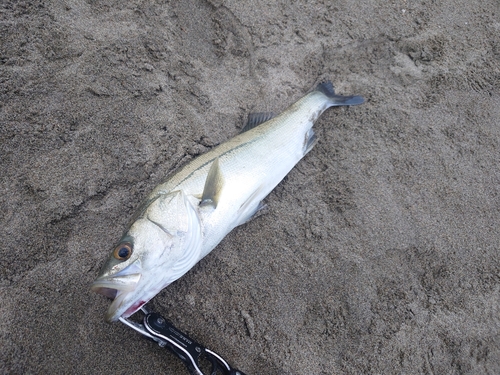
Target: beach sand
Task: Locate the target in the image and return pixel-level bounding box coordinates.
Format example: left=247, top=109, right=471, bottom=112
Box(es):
left=1, top=0, right=499, bottom=373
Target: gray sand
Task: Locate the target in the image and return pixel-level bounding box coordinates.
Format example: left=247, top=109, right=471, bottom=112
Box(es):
left=1, top=0, right=499, bottom=374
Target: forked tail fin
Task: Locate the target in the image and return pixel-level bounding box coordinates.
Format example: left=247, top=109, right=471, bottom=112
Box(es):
left=316, top=81, right=365, bottom=106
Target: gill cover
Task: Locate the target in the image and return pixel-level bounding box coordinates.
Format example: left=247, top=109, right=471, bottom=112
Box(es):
left=92, top=189, right=203, bottom=321
left=140, top=190, right=203, bottom=285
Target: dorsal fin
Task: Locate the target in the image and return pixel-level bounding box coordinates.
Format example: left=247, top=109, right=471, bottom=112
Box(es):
left=200, top=157, right=224, bottom=208
left=241, top=112, right=275, bottom=133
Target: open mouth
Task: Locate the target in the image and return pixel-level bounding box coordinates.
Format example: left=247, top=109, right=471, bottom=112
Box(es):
left=91, top=272, right=141, bottom=296
left=91, top=261, right=142, bottom=321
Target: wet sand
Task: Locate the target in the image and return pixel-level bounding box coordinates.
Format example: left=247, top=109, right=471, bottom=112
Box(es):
left=1, top=0, right=499, bottom=373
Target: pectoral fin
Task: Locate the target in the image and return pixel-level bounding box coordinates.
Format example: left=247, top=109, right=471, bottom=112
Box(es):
left=200, top=157, right=224, bottom=208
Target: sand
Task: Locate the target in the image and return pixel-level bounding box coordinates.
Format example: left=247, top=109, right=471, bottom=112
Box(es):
left=1, top=0, right=499, bottom=374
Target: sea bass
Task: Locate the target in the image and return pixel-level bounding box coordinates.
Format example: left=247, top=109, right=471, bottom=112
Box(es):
left=91, top=81, right=364, bottom=322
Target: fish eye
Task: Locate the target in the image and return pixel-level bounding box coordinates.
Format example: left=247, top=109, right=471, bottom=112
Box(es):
left=113, top=242, right=133, bottom=260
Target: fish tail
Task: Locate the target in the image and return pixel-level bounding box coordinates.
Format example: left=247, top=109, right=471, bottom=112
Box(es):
left=316, top=81, right=365, bottom=106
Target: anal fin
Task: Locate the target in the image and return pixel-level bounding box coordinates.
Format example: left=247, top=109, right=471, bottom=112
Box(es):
left=200, top=157, right=224, bottom=208
left=303, top=128, right=317, bottom=155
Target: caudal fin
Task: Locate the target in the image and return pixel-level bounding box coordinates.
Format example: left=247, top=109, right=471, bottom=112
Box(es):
left=316, top=81, right=365, bottom=106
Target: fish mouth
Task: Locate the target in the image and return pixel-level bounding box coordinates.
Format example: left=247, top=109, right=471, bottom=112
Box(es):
left=91, top=260, right=142, bottom=321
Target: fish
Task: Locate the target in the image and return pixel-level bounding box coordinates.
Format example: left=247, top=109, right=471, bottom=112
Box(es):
left=91, top=81, right=364, bottom=322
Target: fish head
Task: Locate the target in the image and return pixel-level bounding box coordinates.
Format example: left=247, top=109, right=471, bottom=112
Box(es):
left=91, top=190, right=202, bottom=322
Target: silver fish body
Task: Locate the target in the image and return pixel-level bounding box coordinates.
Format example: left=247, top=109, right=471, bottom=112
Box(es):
left=92, top=81, right=364, bottom=321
